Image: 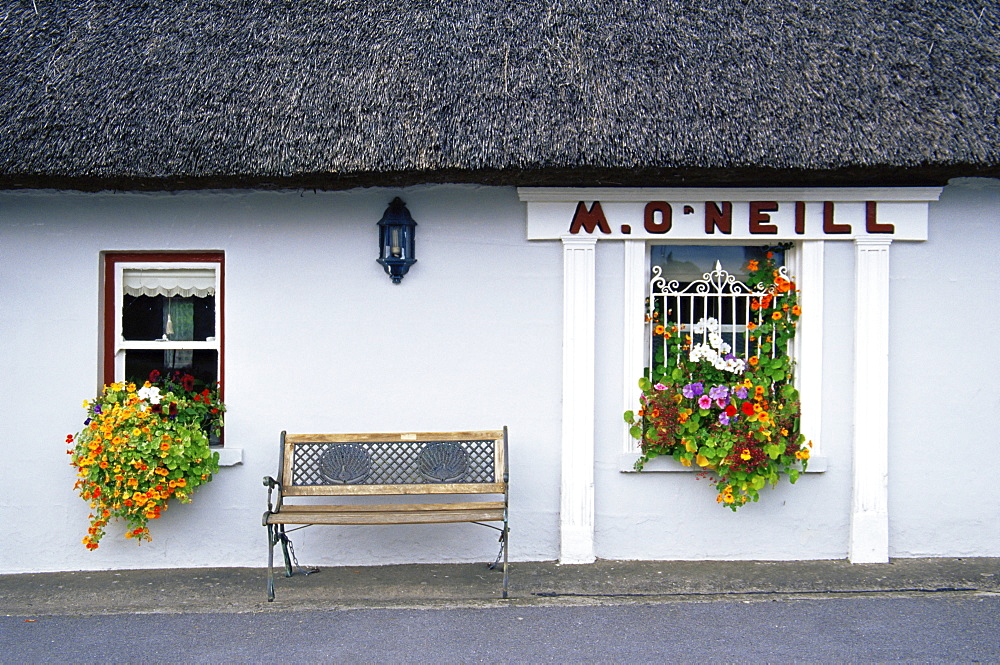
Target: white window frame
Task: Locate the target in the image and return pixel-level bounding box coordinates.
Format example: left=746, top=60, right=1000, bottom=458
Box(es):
left=111, top=261, right=222, bottom=382
left=619, top=240, right=826, bottom=472
left=102, top=252, right=224, bottom=389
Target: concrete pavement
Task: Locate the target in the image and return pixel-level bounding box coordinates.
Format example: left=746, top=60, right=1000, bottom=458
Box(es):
left=2, top=557, right=997, bottom=616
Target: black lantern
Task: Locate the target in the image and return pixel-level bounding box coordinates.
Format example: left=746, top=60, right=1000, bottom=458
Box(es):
left=376, top=197, right=417, bottom=284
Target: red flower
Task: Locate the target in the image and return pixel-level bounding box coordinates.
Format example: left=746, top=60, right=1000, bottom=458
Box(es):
left=741, top=402, right=755, bottom=416
left=725, top=404, right=737, bottom=417
left=181, top=374, right=195, bottom=392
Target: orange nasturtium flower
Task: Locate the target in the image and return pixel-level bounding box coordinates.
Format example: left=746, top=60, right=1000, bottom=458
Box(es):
left=746, top=260, right=759, bottom=271
left=772, top=311, right=783, bottom=320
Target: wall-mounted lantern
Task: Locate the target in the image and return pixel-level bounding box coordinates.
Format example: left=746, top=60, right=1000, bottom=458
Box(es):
left=376, top=197, right=417, bottom=284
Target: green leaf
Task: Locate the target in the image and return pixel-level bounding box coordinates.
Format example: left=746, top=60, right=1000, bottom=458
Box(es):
left=623, top=410, right=635, bottom=423
left=629, top=425, right=642, bottom=439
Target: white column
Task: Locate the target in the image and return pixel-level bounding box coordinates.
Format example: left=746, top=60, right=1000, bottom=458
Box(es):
left=622, top=241, right=646, bottom=454
left=560, top=236, right=597, bottom=564
left=850, top=238, right=892, bottom=563
left=795, top=241, right=824, bottom=455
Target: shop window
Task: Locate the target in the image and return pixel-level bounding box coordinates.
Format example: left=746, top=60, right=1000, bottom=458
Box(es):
left=647, top=245, right=787, bottom=379
left=103, top=252, right=223, bottom=392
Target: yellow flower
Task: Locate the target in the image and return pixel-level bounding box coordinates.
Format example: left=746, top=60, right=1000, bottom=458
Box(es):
left=740, top=449, right=751, bottom=461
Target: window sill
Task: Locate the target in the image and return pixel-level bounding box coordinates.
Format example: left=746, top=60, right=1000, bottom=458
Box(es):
left=618, top=453, right=827, bottom=473
left=212, top=447, right=243, bottom=467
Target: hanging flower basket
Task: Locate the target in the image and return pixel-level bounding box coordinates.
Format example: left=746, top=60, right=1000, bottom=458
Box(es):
left=67, top=372, right=223, bottom=548
left=625, top=252, right=812, bottom=510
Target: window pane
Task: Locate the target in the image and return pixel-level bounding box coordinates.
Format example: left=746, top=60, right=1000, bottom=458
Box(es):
left=124, top=349, right=219, bottom=388
left=122, top=295, right=215, bottom=341
left=650, top=245, right=782, bottom=282
left=648, top=245, right=787, bottom=371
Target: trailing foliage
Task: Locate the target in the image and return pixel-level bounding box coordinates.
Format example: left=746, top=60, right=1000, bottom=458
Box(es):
left=67, top=372, right=223, bottom=548
left=625, top=252, right=811, bottom=510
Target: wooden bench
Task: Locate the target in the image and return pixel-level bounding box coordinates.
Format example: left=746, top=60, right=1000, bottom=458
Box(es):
left=263, top=428, right=509, bottom=601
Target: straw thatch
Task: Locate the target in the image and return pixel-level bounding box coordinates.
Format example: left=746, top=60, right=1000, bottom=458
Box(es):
left=1, top=0, right=998, bottom=190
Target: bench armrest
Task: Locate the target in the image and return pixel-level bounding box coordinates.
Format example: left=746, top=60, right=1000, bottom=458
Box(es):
left=263, top=476, right=283, bottom=512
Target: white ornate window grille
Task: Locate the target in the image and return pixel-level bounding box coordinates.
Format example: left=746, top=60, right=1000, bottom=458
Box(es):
left=648, top=260, right=793, bottom=377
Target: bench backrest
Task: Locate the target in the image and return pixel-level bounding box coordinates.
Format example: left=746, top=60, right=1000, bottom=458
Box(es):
left=278, top=429, right=508, bottom=496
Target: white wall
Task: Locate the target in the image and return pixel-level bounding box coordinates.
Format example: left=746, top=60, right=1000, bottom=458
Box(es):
left=0, top=185, right=563, bottom=573
left=1, top=179, right=997, bottom=574
left=590, top=178, right=1000, bottom=560
left=887, top=178, right=1000, bottom=557
left=592, top=241, right=856, bottom=560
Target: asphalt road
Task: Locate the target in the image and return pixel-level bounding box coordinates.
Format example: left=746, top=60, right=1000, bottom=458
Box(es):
left=3, top=594, right=998, bottom=663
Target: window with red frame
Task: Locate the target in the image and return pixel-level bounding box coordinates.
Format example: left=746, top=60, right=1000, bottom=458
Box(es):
left=103, top=252, right=224, bottom=393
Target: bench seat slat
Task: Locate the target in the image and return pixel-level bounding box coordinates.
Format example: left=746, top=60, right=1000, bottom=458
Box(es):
left=267, top=507, right=505, bottom=525
left=273, top=501, right=506, bottom=513
left=283, top=482, right=505, bottom=496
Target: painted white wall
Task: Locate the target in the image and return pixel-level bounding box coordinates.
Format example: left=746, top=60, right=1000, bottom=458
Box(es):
left=0, top=185, right=562, bottom=573
left=590, top=179, right=1000, bottom=560
left=1, top=179, right=997, bottom=574
left=887, top=178, right=1000, bottom=557
left=592, top=240, right=854, bottom=560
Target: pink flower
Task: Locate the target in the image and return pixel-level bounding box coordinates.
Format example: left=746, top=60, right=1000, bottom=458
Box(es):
left=698, top=395, right=712, bottom=409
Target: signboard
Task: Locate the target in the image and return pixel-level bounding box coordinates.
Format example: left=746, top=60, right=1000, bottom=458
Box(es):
left=520, top=188, right=942, bottom=241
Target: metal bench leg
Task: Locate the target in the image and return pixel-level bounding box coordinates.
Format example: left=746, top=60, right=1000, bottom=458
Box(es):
left=278, top=526, right=294, bottom=578
left=267, top=524, right=276, bottom=602
left=502, top=521, right=509, bottom=599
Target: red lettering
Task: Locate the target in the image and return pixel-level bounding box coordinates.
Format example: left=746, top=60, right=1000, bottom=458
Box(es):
left=823, top=201, right=851, bottom=234
left=569, top=201, right=611, bottom=235
left=749, top=202, right=779, bottom=234
left=705, top=202, right=732, bottom=234
left=795, top=201, right=806, bottom=234
left=644, top=201, right=672, bottom=234
left=865, top=201, right=894, bottom=234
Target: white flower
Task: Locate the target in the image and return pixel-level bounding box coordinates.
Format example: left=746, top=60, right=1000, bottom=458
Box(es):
left=138, top=385, right=161, bottom=405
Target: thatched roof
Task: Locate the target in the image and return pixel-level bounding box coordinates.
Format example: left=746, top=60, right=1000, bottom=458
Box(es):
left=2, top=0, right=998, bottom=191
